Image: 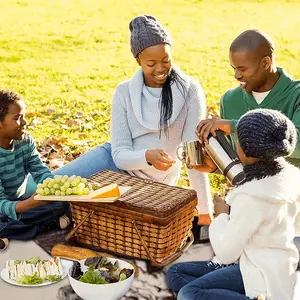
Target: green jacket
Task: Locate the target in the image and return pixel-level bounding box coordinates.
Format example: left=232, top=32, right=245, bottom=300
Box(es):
left=221, top=67, right=300, bottom=167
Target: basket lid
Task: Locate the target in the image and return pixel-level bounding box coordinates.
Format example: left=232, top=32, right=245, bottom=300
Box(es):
left=88, top=170, right=197, bottom=219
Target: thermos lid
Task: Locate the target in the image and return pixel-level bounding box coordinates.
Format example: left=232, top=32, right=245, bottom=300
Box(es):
left=231, top=172, right=246, bottom=186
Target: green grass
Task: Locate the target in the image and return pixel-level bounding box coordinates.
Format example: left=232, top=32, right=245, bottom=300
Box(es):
left=1, top=0, right=300, bottom=190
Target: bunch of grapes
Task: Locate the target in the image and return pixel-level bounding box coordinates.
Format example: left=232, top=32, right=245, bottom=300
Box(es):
left=36, top=175, right=90, bottom=196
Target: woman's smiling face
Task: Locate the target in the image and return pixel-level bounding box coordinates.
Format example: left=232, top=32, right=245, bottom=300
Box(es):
left=137, top=43, right=173, bottom=88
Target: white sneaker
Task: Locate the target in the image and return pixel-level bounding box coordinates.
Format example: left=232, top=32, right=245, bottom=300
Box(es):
left=59, top=215, right=71, bottom=230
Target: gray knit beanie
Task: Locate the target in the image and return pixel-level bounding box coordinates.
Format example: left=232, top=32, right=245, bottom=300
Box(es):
left=237, top=109, right=297, bottom=159
left=129, top=15, right=172, bottom=58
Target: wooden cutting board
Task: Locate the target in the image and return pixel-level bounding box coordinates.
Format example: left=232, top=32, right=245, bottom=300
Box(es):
left=34, top=186, right=131, bottom=202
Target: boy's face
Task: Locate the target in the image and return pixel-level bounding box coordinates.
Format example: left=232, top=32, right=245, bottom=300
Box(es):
left=0, top=100, right=27, bottom=141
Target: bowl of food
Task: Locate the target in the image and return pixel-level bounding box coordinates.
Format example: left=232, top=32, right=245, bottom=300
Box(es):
left=68, top=256, right=134, bottom=300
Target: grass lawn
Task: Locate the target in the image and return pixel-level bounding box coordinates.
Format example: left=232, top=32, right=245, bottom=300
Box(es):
left=0, top=0, right=300, bottom=188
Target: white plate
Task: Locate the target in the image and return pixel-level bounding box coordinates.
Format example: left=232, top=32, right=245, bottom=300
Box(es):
left=34, top=186, right=131, bottom=203
left=0, top=259, right=72, bottom=287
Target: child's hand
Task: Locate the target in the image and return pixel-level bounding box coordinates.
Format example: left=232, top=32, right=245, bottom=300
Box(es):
left=213, top=194, right=230, bottom=217
left=16, top=195, right=51, bottom=213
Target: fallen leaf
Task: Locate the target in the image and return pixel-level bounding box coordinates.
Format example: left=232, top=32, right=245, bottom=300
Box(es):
left=65, top=119, right=82, bottom=127
left=71, top=140, right=88, bottom=146
left=29, top=116, right=40, bottom=128
left=78, top=134, right=88, bottom=139
left=48, top=158, right=65, bottom=170
left=47, top=108, right=55, bottom=115
left=74, top=112, right=84, bottom=118
left=26, top=112, right=41, bottom=117
left=83, top=122, right=92, bottom=130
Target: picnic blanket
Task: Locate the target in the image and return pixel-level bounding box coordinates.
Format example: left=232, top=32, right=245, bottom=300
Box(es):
left=34, top=228, right=214, bottom=300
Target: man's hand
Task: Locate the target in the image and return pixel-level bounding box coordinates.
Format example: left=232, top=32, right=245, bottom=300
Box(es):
left=213, top=194, right=230, bottom=217
left=196, top=118, right=232, bottom=145
left=146, top=149, right=176, bottom=171
left=189, top=149, right=218, bottom=173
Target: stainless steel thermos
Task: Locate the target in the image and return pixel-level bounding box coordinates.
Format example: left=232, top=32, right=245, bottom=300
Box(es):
left=204, top=131, right=245, bottom=185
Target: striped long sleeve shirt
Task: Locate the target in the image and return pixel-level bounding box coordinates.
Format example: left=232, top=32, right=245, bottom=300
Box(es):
left=0, top=133, right=52, bottom=220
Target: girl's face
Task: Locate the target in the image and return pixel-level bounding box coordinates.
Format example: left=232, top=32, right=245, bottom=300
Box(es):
left=237, top=141, right=259, bottom=165
left=137, top=43, right=172, bottom=88
left=0, top=100, right=27, bottom=147
left=237, top=142, right=247, bottom=164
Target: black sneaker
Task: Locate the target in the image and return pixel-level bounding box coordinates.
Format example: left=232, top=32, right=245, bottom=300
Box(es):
left=192, top=217, right=210, bottom=244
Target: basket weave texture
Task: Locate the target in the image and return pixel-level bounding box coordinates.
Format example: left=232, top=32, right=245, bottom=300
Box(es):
left=70, top=170, right=197, bottom=265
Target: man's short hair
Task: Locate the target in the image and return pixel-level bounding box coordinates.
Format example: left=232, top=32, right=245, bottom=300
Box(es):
left=230, top=29, right=275, bottom=59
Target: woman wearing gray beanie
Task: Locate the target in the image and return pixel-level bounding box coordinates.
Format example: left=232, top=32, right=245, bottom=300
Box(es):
left=38, top=15, right=212, bottom=225
left=167, top=109, right=300, bottom=300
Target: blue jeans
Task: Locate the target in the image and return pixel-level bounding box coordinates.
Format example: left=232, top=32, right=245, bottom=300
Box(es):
left=295, top=237, right=300, bottom=269
left=166, top=261, right=252, bottom=300
left=26, top=142, right=123, bottom=193
left=0, top=201, right=70, bottom=240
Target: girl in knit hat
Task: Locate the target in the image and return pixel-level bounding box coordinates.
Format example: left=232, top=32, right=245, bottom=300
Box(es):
left=27, top=15, right=212, bottom=226
left=166, top=108, right=300, bottom=300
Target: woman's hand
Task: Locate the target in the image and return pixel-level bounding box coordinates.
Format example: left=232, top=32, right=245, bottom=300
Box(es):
left=196, top=118, right=232, bottom=145
left=146, top=149, right=176, bottom=171
left=213, top=194, right=230, bottom=217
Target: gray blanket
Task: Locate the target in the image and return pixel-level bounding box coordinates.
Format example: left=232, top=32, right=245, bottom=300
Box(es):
left=57, top=260, right=175, bottom=300
left=56, top=244, right=214, bottom=300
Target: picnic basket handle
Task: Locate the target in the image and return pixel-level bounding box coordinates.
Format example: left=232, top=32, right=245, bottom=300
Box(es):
left=132, top=220, right=194, bottom=267
left=65, top=210, right=94, bottom=242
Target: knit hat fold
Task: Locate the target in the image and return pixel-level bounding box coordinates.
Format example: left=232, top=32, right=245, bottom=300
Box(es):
left=237, top=109, right=297, bottom=159
left=129, top=15, right=172, bottom=58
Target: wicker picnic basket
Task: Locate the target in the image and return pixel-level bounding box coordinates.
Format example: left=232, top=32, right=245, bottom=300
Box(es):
left=66, top=170, right=197, bottom=267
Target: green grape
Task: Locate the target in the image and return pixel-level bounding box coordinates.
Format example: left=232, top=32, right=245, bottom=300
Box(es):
left=54, top=175, right=62, bottom=183
left=92, top=183, right=101, bottom=191
left=71, top=181, right=78, bottom=187
left=40, top=175, right=92, bottom=196
left=43, top=178, right=51, bottom=184
left=36, top=188, right=44, bottom=195
left=66, top=188, right=73, bottom=195
left=81, top=178, right=88, bottom=185
left=62, top=175, right=69, bottom=182
left=63, top=182, right=70, bottom=188
left=78, top=182, right=85, bottom=190
left=53, top=184, right=60, bottom=190
left=77, top=189, right=84, bottom=195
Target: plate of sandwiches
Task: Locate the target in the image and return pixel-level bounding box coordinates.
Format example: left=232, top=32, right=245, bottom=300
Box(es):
left=1, top=256, right=71, bottom=287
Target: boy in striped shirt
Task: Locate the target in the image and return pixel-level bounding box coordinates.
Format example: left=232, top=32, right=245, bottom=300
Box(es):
left=0, top=90, right=70, bottom=241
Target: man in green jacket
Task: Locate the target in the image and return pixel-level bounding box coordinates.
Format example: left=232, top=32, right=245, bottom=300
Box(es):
left=197, top=29, right=300, bottom=167
left=196, top=29, right=300, bottom=267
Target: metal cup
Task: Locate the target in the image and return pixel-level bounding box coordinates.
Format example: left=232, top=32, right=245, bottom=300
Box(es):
left=177, top=140, right=203, bottom=166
